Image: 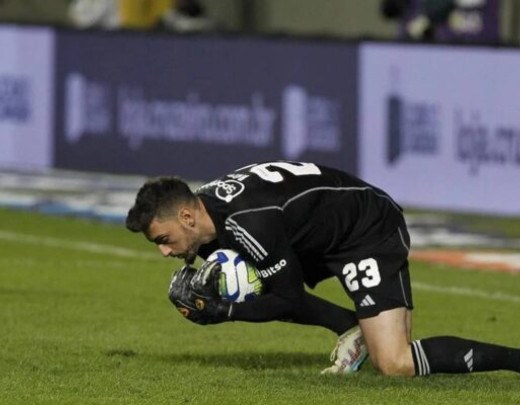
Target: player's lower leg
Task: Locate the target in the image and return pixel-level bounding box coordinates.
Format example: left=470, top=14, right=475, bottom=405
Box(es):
left=411, top=336, right=520, bottom=375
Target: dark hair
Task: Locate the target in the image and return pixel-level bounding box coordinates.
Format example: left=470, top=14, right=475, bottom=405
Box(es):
left=125, top=177, right=197, bottom=233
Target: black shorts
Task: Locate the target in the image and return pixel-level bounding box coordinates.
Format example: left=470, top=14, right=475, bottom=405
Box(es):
left=327, top=223, right=413, bottom=319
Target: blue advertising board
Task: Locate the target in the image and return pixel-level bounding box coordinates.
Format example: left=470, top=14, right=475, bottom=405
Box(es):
left=54, top=30, right=358, bottom=180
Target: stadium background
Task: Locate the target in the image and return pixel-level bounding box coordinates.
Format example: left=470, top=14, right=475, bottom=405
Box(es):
left=1, top=1, right=520, bottom=404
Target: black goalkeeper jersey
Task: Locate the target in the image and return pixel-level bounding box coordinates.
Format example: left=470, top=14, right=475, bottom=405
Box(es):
left=195, top=161, right=404, bottom=322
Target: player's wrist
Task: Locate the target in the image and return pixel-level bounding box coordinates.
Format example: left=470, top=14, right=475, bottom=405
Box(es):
left=215, top=300, right=233, bottom=322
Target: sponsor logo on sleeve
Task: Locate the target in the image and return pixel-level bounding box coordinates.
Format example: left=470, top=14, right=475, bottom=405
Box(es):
left=256, top=259, right=287, bottom=278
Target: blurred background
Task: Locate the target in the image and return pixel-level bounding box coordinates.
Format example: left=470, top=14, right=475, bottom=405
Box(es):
left=0, top=0, right=519, bottom=41
left=2, top=5, right=520, bottom=403
left=1, top=0, right=520, bottom=220
left=3, top=6, right=520, bottom=405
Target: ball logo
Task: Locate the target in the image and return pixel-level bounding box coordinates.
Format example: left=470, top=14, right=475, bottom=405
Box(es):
left=257, top=259, right=288, bottom=278
left=215, top=180, right=245, bottom=203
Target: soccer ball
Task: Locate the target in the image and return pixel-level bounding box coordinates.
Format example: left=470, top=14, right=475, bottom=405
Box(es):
left=206, top=249, right=263, bottom=303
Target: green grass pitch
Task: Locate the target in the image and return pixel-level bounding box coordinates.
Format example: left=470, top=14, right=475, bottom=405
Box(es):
left=0, top=208, right=519, bottom=404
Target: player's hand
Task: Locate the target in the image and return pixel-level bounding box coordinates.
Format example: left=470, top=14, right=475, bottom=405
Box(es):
left=190, top=259, right=232, bottom=324
left=190, top=259, right=221, bottom=295
left=168, top=263, right=231, bottom=325
left=168, top=265, right=211, bottom=325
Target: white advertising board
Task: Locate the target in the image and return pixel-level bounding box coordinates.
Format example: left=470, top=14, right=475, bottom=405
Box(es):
left=0, top=25, right=55, bottom=170
left=360, top=43, right=520, bottom=215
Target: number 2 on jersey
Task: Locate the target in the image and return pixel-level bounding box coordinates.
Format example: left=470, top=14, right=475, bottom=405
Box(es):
left=248, top=162, right=321, bottom=183
left=342, top=258, right=381, bottom=292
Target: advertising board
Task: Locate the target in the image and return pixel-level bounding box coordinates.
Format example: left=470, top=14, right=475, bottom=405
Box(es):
left=360, top=43, right=520, bottom=215
left=0, top=26, right=55, bottom=170
left=54, top=31, right=358, bottom=179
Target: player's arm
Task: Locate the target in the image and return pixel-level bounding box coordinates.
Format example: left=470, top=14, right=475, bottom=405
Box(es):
left=230, top=252, right=306, bottom=322
left=225, top=211, right=307, bottom=322
left=219, top=232, right=358, bottom=332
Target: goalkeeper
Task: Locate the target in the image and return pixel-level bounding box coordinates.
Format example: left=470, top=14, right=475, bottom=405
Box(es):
left=126, top=161, right=520, bottom=376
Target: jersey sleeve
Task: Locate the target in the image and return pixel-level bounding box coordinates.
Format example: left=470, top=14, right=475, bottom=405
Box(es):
left=223, top=209, right=307, bottom=322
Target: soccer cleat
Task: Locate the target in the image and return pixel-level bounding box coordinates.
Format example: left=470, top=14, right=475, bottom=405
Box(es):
left=320, top=325, right=368, bottom=375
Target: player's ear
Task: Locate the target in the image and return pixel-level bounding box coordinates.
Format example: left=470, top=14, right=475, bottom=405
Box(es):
left=178, top=207, right=195, bottom=228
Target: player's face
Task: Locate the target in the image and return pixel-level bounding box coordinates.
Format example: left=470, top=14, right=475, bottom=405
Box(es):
left=147, top=216, right=199, bottom=262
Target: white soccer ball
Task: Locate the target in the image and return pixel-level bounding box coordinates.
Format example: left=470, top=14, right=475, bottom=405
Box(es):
left=206, top=249, right=263, bottom=303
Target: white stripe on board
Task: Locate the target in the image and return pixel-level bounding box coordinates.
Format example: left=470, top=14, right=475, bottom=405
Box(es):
left=0, top=230, right=159, bottom=260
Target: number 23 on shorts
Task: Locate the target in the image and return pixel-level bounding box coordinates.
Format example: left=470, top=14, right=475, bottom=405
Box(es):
left=342, top=258, right=381, bottom=292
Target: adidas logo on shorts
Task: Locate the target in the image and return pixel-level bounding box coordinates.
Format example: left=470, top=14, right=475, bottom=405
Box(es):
left=360, top=294, right=376, bottom=307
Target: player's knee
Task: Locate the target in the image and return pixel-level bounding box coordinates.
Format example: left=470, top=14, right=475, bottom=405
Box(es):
left=371, top=354, right=414, bottom=376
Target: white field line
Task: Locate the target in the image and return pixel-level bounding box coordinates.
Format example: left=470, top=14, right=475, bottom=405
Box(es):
left=413, top=282, right=520, bottom=304
left=0, top=230, right=159, bottom=260
left=0, top=257, right=130, bottom=268
left=1, top=229, right=519, bottom=304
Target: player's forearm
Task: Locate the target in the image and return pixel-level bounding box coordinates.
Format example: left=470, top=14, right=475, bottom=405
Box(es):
left=230, top=293, right=298, bottom=322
